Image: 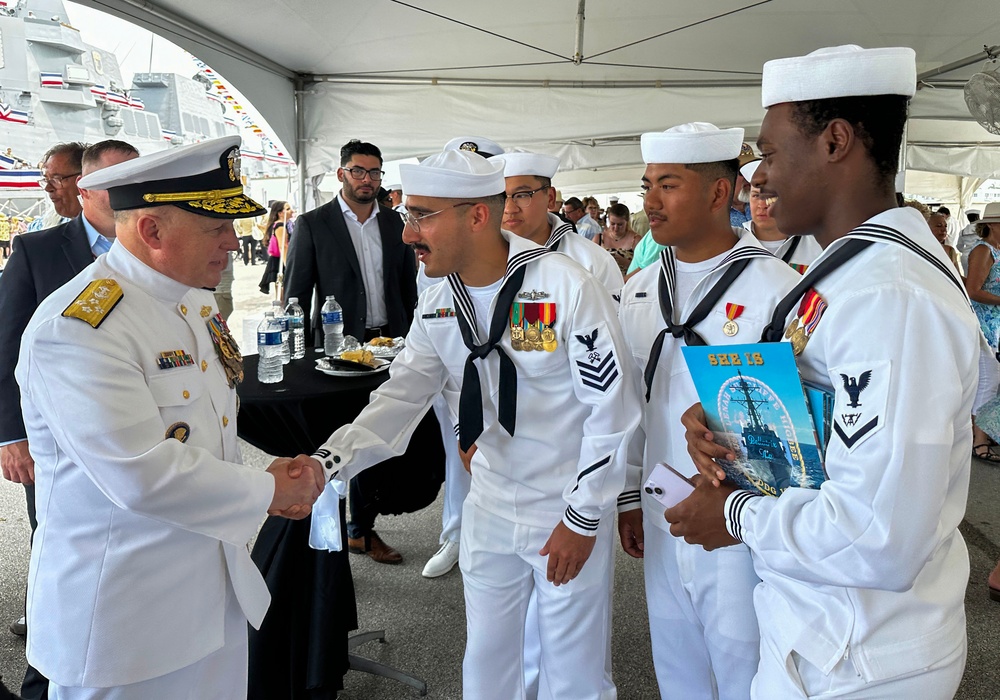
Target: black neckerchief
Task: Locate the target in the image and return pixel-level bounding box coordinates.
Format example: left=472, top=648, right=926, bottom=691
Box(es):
left=643, top=243, right=768, bottom=401
left=450, top=246, right=553, bottom=451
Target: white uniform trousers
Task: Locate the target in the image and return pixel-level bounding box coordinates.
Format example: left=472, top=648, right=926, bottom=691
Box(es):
left=461, top=500, right=615, bottom=700
left=644, top=521, right=760, bottom=699
left=48, top=582, right=247, bottom=700
left=523, top=556, right=616, bottom=699
left=434, top=395, right=470, bottom=544
left=753, top=623, right=966, bottom=699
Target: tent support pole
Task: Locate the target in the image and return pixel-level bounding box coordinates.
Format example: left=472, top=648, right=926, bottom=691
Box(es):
left=573, top=0, right=586, bottom=65
left=918, top=45, right=1000, bottom=83
left=295, top=76, right=308, bottom=211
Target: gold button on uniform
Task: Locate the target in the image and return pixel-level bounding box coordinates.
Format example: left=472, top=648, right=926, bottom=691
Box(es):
left=201, top=360, right=208, bottom=372
left=182, top=390, right=190, bottom=399
left=222, top=416, right=229, bottom=427
left=180, top=305, right=188, bottom=316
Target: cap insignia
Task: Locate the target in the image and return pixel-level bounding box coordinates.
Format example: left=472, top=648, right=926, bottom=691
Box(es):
left=459, top=142, right=479, bottom=153
left=227, top=147, right=241, bottom=182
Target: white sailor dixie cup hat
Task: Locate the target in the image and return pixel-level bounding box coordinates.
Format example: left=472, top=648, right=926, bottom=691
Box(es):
left=400, top=150, right=505, bottom=198
left=761, top=45, right=917, bottom=108
left=641, top=122, right=745, bottom=165
left=77, top=135, right=266, bottom=219
left=494, top=151, right=560, bottom=179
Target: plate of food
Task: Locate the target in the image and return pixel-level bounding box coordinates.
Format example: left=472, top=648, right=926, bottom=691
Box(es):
left=364, top=336, right=406, bottom=358
left=316, top=350, right=390, bottom=377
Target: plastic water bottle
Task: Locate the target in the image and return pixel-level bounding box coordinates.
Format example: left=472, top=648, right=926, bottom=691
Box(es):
left=271, top=300, right=290, bottom=364
left=257, top=312, right=284, bottom=383
left=285, top=297, right=306, bottom=360
left=321, top=295, right=344, bottom=356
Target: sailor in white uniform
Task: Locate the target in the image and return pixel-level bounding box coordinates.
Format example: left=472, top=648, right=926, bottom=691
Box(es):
left=671, top=45, right=979, bottom=699
left=15, top=136, right=323, bottom=699
left=493, top=149, right=624, bottom=698
left=740, top=160, right=822, bottom=273
left=304, top=150, right=640, bottom=699
left=617, top=123, right=800, bottom=699
left=494, top=150, right=624, bottom=298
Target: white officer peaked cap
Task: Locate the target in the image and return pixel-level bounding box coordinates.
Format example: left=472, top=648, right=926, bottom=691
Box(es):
left=640, top=122, right=745, bottom=165
left=494, top=151, right=560, bottom=179
left=762, top=45, right=916, bottom=108
left=442, top=136, right=504, bottom=158
left=77, top=135, right=265, bottom=219
left=400, top=149, right=506, bottom=198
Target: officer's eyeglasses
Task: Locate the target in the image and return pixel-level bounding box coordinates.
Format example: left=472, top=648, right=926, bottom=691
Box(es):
left=400, top=202, right=475, bottom=232
left=342, top=166, right=384, bottom=181
left=505, top=186, right=548, bottom=209
left=38, top=173, right=80, bottom=189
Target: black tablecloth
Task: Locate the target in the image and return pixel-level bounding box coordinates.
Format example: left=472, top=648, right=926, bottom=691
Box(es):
left=239, top=352, right=445, bottom=699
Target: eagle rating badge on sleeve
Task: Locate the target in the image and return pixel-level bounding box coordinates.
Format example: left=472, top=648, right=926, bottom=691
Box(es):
left=831, top=359, right=890, bottom=452
left=573, top=326, right=620, bottom=393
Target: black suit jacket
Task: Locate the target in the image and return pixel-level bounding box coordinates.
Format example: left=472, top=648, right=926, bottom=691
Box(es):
left=0, top=216, right=93, bottom=442
left=283, top=197, right=417, bottom=345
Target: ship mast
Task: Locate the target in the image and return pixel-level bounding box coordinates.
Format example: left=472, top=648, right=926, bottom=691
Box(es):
left=730, top=370, right=768, bottom=431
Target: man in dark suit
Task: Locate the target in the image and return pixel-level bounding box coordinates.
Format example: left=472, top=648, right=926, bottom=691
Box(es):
left=0, top=140, right=139, bottom=700
left=284, top=139, right=417, bottom=564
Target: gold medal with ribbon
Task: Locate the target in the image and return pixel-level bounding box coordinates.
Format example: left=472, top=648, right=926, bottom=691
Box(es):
left=509, top=303, right=525, bottom=351
left=786, top=289, right=827, bottom=356
left=723, top=302, right=744, bottom=337
left=540, top=302, right=558, bottom=352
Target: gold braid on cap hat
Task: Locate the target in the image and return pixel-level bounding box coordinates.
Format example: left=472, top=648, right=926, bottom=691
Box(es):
left=142, top=185, right=245, bottom=203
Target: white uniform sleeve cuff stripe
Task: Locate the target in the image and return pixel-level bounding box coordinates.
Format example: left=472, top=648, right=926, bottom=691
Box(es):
left=725, top=490, right=759, bottom=543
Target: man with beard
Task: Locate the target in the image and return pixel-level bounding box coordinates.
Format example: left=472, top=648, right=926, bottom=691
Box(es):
left=284, top=139, right=417, bottom=564
left=673, top=45, right=978, bottom=698
left=729, top=143, right=757, bottom=228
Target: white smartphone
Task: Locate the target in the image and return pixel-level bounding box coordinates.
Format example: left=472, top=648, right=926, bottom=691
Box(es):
left=643, top=462, right=695, bottom=509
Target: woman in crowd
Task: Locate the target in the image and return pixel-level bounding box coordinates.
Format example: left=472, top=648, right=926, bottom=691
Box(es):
left=598, top=203, right=639, bottom=277
left=966, top=203, right=1000, bottom=463
left=930, top=211, right=963, bottom=275
left=258, top=200, right=292, bottom=298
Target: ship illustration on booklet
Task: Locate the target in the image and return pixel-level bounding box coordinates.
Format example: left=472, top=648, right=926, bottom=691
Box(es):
left=681, top=342, right=827, bottom=497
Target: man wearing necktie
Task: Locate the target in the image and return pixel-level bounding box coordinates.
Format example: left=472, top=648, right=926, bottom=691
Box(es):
left=304, top=149, right=640, bottom=699
left=0, top=139, right=139, bottom=700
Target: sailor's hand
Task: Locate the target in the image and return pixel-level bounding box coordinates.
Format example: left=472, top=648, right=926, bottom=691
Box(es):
left=1, top=441, right=34, bottom=485
left=617, top=508, right=645, bottom=559
left=664, top=476, right=739, bottom=551
left=458, top=442, right=477, bottom=474
left=680, top=402, right=731, bottom=487
left=539, top=521, right=596, bottom=586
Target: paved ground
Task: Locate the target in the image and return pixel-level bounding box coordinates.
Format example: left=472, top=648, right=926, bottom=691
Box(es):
left=1, top=258, right=999, bottom=698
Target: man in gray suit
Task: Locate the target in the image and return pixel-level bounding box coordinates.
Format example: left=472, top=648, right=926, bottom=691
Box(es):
left=0, top=140, right=138, bottom=700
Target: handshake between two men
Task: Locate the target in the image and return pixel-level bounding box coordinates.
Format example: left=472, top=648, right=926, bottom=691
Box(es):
left=266, top=455, right=327, bottom=519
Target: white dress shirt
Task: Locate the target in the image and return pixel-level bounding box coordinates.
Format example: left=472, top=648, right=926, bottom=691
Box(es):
left=338, top=192, right=388, bottom=328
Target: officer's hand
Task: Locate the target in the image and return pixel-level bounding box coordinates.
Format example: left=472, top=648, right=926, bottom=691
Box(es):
left=617, top=509, right=645, bottom=559
left=1, top=441, right=35, bottom=485
left=286, top=454, right=326, bottom=493
left=267, top=457, right=322, bottom=519
left=458, top=442, right=477, bottom=474
left=664, top=475, right=739, bottom=551
left=680, top=402, right=731, bottom=487
left=539, top=521, right=596, bottom=586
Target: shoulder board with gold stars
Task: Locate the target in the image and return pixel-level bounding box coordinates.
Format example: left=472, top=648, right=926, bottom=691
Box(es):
left=62, top=279, right=124, bottom=329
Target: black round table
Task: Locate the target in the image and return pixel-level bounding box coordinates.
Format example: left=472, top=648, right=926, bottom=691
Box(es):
left=239, top=352, right=444, bottom=698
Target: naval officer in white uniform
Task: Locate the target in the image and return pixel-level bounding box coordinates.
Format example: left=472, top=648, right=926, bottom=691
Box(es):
left=673, top=45, right=980, bottom=698
left=16, top=136, right=323, bottom=699
left=304, top=149, right=640, bottom=699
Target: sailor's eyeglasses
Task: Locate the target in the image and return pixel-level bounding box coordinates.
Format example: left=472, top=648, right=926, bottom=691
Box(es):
left=400, top=202, right=475, bottom=232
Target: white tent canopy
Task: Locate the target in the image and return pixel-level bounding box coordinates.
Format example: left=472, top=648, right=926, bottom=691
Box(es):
left=73, top=0, right=1000, bottom=199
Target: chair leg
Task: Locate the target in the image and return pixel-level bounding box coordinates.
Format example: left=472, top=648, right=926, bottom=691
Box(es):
left=347, top=630, right=428, bottom=696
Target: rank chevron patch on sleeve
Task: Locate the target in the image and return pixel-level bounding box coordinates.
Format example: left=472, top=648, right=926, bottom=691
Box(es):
left=572, top=325, right=621, bottom=393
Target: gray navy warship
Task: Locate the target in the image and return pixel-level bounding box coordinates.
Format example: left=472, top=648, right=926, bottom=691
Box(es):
left=0, top=0, right=288, bottom=221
